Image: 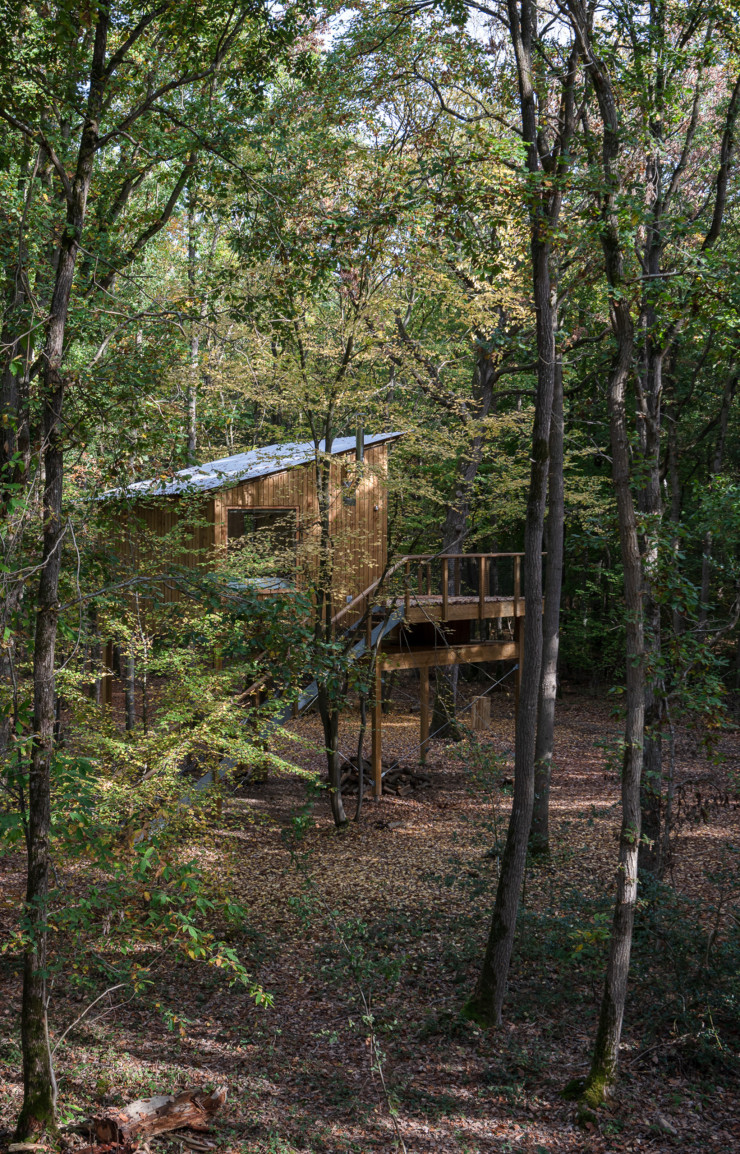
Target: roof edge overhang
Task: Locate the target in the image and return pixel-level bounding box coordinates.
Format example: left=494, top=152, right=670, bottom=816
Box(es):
left=99, top=431, right=406, bottom=503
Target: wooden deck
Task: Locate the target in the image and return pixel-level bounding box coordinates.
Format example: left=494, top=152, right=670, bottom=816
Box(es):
left=368, top=553, right=530, bottom=797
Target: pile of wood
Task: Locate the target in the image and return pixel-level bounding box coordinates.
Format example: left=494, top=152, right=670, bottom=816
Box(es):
left=340, top=756, right=431, bottom=797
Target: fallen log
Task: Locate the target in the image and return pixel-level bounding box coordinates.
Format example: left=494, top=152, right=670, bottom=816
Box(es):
left=94, top=1086, right=227, bottom=1144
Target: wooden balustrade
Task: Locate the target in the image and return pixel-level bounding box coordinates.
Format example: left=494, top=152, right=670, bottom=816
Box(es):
left=395, top=553, right=526, bottom=611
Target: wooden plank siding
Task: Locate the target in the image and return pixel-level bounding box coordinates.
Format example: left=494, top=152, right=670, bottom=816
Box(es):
left=117, top=441, right=389, bottom=607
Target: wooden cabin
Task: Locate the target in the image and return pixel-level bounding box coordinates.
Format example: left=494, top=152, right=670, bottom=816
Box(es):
left=103, top=432, right=532, bottom=802
left=101, top=432, right=403, bottom=605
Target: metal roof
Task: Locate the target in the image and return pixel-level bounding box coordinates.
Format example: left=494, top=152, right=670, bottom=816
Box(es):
left=100, top=432, right=404, bottom=500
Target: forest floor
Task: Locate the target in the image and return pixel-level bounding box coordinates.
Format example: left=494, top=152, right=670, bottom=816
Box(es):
left=1, top=686, right=739, bottom=1153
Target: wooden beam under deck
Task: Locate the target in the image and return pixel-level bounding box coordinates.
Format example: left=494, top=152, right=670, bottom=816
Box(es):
left=379, top=639, right=517, bottom=671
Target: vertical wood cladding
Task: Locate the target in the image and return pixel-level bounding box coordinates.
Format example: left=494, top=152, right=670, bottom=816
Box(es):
left=122, top=442, right=389, bottom=605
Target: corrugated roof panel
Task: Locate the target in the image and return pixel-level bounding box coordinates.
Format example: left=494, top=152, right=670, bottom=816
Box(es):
left=100, top=432, right=404, bottom=500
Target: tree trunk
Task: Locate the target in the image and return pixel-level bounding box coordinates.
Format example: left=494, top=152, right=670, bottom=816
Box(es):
left=125, top=652, right=136, bottom=731
left=530, top=356, right=564, bottom=855
left=636, top=272, right=665, bottom=878
left=698, top=374, right=736, bottom=626
left=17, top=380, right=65, bottom=1140
left=430, top=665, right=462, bottom=741
left=467, top=233, right=554, bottom=1025
left=311, top=418, right=347, bottom=827
left=17, top=7, right=110, bottom=1138
left=584, top=320, right=644, bottom=1104
left=319, top=690, right=346, bottom=826
left=566, top=8, right=646, bottom=1098
left=186, top=189, right=198, bottom=465
left=466, top=0, right=576, bottom=1027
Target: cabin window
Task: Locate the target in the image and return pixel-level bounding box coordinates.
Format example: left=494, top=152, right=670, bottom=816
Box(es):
left=227, top=507, right=298, bottom=578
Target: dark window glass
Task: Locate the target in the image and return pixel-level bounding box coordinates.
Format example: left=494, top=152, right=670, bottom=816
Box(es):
left=227, top=509, right=246, bottom=539
left=226, top=507, right=297, bottom=577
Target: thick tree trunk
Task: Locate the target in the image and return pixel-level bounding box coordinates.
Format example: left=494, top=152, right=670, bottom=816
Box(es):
left=530, top=358, right=564, bottom=855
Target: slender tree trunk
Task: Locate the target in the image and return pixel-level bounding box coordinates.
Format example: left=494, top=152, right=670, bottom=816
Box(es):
left=312, top=420, right=347, bottom=826
left=584, top=323, right=644, bottom=1103
left=186, top=190, right=198, bottom=465
left=17, top=8, right=109, bottom=1138
left=565, top=4, right=646, bottom=1097
left=466, top=0, right=576, bottom=1027
left=18, top=385, right=64, bottom=1140
left=698, top=375, right=736, bottom=625
left=125, top=653, right=136, bottom=731
left=354, top=693, right=367, bottom=821
left=319, top=688, right=346, bottom=826
left=467, top=232, right=554, bottom=1025
left=636, top=299, right=665, bottom=877
left=530, top=356, right=564, bottom=855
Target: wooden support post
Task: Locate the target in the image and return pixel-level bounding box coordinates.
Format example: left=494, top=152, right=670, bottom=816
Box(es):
left=419, top=666, right=430, bottom=763
left=426, top=561, right=432, bottom=596
left=442, top=557, right=449, bottom=620
left=479, top=556, right=487, bottom=620
left=372, top=657, right=383, bottom=798
left=470, top=695, right=491, bottom=732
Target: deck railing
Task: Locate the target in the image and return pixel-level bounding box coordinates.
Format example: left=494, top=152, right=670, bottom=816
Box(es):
left=332, top=552, right=526, bottom=629
left=240, top=552, right=528, bottom=708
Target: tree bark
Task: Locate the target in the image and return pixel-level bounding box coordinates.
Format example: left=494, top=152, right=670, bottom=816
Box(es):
left=586, top=313, right=644, bottom=1102
left=187, top=188, right=198, bottom=465
left=312, top=419, right=347, bottom=827
left=125, top=652, right=136, bottom=731
left=698, top=375, right=736, bottom=626
left=17, top=7, right=110, bottom=1139
left=530, top=356, right=564, bottom=855
left=566, top=0, right=646, bottom=1099
left=469, top=12, right=555, bottom=1026
left=466, top=0, right=576, bottom=1027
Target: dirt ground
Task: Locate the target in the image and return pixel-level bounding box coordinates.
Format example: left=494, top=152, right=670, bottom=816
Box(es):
left=1, top=685, right=738, bottom=1153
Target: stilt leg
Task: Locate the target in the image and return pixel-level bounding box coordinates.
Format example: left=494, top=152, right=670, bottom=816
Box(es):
left=372, top=659, right=382, bottom=799
left=420, top=667, right=430, bottom=764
